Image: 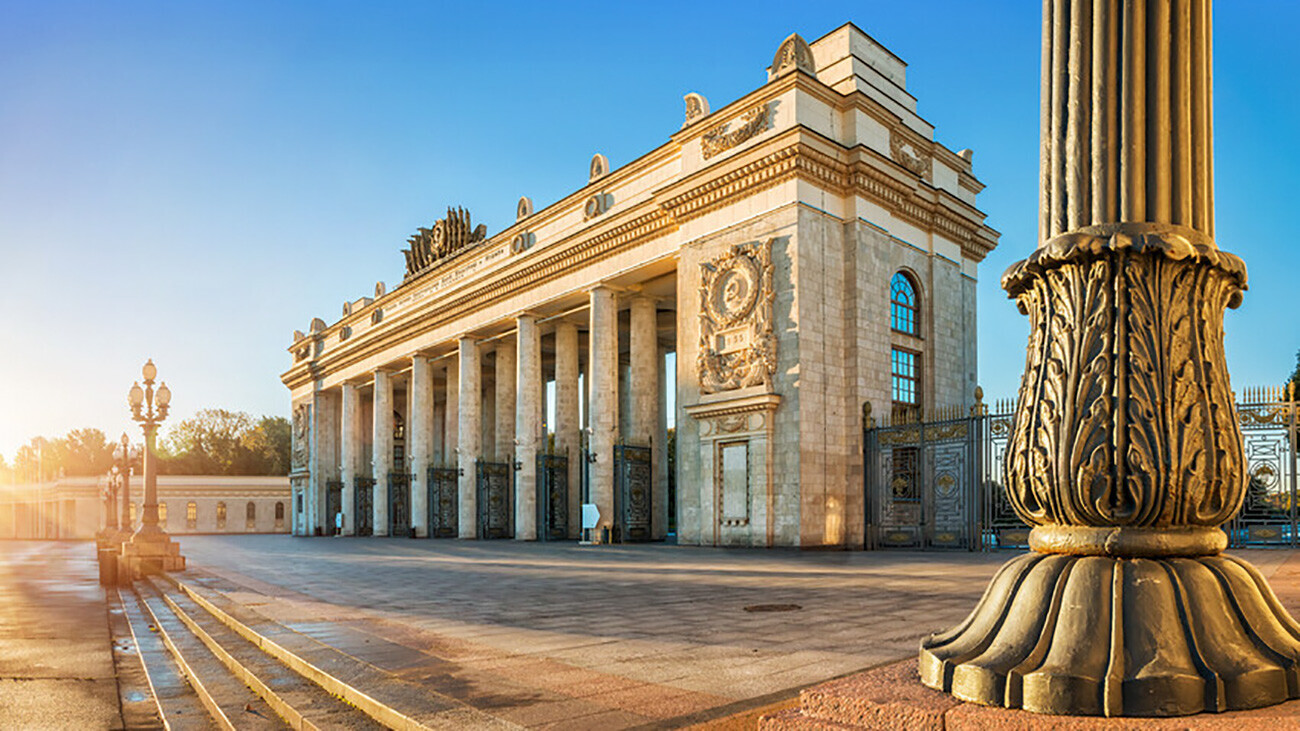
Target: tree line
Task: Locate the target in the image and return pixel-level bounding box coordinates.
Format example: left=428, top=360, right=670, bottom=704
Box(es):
left=0, top=409, right=290, bottom=483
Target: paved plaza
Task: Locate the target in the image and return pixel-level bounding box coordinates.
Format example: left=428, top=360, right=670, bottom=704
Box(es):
left=0, top=542, right=123, bottom=729
left=170, top=536, right=1300, bottom=727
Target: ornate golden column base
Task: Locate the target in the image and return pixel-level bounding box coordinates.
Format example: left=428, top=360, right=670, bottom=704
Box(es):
left=919, top=551, right=1300, bottom=716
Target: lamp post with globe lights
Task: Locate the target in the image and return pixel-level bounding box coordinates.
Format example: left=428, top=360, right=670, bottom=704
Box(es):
left=120, top=359, right=185, bottom=578
left=111, top=434, right=139, bottom=539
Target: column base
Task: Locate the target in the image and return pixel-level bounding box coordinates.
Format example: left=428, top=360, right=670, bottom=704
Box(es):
left=920, top=551, right=1300, bottom=717
left=119, top=532, right=186, bottom=581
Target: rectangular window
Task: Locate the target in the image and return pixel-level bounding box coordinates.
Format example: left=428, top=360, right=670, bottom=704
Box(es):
left=891, top=348, right=920, bottom=408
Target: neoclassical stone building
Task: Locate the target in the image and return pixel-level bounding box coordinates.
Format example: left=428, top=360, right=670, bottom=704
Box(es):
left=283, top=24, right=998, bottom=548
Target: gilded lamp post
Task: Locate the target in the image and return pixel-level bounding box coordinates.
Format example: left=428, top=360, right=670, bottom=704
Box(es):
left=920, top=0, right=1300, bottom=717
left=120, top=359, right=186, bottom=577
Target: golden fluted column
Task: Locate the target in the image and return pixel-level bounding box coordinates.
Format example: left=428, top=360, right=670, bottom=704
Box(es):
left=920, top=0, right=1300, bottom=717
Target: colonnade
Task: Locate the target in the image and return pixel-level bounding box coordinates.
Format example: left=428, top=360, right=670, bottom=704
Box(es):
left=314, top=287, right=669, bottom=541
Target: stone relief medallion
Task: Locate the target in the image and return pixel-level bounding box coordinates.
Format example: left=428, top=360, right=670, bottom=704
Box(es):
left=698, top=239, right=776, bottom=393
left=889, top=131, right=932, bottom=182
left=291, top=402, right=311, bottom=469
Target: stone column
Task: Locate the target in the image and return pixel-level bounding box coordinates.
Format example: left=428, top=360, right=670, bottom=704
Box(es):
left=456, top=339, right=480, bottom=538
left=340, top=382, right=359, bottom=536
left=495, top=339, right=517, bottom=463
left=409, top=355, right=432, bottom=537
left=656, top=344, right=670, bottom=540
left=371, top=370, right=392, bottom=537
left=588, top=287, right=618, bottom=539
left=515, top=315, right=540, bottom=540
left=555, top=322, right=581, bottom=539
left=444, top=359, right=459, bottom=464
left=432, top=382, right=445, bottom=466
left=629, top=296, right=660, bottom=536
left=920, top=1, right=1294, bottom=718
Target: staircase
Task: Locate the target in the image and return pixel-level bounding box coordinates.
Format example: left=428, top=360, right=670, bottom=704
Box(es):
left=113, top=573, right=511, bottom=730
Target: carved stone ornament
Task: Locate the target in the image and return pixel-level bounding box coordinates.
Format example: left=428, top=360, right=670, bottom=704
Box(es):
left=510, top=231, right=535, bottom=254
left=889, top=131, right=932, bottom=182
left=589, top=153, right=609, bottom=182
left=701, top=104, right=773, bottom=160
left=769, top=33, right=814, bottom=79
left=516, top=196, right=533, bottom=221
left=697, top=239, right=776, bottom=394
left=291, top=402, right=310, bottom=469
left=401, top=207, right=488, bottom=279
left=583, top=193, right=611, bottom=221
left=374, top=281, right=386, bottom=298
left=682, top=92, right=710, bottom=128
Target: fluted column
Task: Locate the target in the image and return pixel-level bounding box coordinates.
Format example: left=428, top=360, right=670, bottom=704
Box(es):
left=589, top=287, right=618, bottom=539
left=495, top=339, right=517, bottom=463
left=629, top=296, right=660, bottom=537
left=920, top=2, right=1297, bottom=718
left=555, top=322, right=581, bottom=539
left=515, top=315, right=540, bottom=540
left=456, top=339, right=480, bottom=538
left=340, top=383, right=359, bottom=536
left=444, top=359, right=459, bottom=464
left=409, top=356, right=432, bottom=537
left=371, top=370, right=392, bottom=536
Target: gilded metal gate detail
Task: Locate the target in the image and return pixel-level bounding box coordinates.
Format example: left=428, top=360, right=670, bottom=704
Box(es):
left=1228, top=387, right=1299, bottom=547
left=866, top=416, right=978, bottom=549
left=476, top=460, right=511, bottom=539
left=614, top=444, right=652, bottom=542
left=537, top=453, right=569, bottom=541
left=866, top=388, right=1300, bottom=551
left=388, top=472, right=412, bottom=536
left=427, top=466, right=458, bottom=538
left=354, top=476, right=374, bottom=536
left=325, top=480, right=343, bottom=535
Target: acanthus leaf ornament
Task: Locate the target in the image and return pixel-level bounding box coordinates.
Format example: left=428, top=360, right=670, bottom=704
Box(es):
left=697, top=239, right=776, bottom=394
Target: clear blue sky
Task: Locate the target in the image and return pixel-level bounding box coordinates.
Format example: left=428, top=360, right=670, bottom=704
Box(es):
left=2, top=1, right=1297, bottom=460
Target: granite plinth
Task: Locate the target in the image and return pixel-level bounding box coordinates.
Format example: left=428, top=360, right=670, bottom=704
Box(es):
left=760, top=660, right=1300, bottom=730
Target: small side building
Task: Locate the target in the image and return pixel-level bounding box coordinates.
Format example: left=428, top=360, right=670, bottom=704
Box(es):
left=0, top=476, right=292, bottom=539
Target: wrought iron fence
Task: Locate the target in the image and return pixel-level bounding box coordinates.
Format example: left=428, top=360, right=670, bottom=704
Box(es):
left=427, top=465, right=458, bottom=538
left=865, top=386, right=1299, bottom=551
left=353, top=476, right=374, bottom=536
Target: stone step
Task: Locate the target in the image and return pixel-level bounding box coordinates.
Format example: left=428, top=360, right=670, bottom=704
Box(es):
left=134, top=581, right=282, bottom=730
left=145, top=577, right=386, bottom=731
left=160, top=573, right=515, bottom=730
left=116, top=586, right=218, bottom=730
left=757, top=707, right=864, bottom=730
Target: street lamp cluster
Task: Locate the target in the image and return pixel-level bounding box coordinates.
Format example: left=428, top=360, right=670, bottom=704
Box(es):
left=100, top=359, right=185, bottom=584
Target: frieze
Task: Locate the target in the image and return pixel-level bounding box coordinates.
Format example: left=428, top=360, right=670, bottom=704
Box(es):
left=701, top=104, right=773, bottom=160
left=698, top=239, right=776, bottom=394
left=889, top=131, right=933, bottom=182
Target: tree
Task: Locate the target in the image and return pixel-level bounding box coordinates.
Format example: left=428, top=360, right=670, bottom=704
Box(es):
left=52, top=428, right=114, bottom=476
left=160, top=409, right=290, bottom=475
left=1288, top=349, right=1300, bottom=398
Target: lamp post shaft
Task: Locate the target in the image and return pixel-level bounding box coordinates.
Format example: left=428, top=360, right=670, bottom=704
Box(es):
left=136, top=421, right=161, bottom=536
left=120, top=467, right=131, bottom=531
left=105, top=476, right=118, bottom=530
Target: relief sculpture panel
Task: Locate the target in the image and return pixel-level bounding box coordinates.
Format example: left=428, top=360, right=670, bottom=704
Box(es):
left=697, top=239, right=776, bottom=394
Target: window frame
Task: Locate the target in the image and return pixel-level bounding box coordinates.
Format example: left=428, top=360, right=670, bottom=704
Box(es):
left=890, top=271, right=921, bottom=337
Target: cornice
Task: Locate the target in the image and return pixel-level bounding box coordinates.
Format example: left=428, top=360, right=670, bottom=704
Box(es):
left=283, top=129, right=998, bottom=390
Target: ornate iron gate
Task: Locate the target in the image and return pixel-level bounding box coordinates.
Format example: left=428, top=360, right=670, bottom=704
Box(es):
left=354, top=476, right=374, bottom=536
left=476, top=460, right=511, bottom=539
left=866, top=388, right=1300, bottom=551
left=865, top=415, right=979, bottom=549
left=537, top=453, right=569, bottom=541
left=325, top=480, right=343, bottom=536
left=614, top=444, right=652, bottom=542
left=427, top=466, right=459, bottom=538
left=1228, top=387, right=1299, bottom=547
left=388, top=472, right=412, bottom=536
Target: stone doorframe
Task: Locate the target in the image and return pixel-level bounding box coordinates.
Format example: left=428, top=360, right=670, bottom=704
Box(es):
left=684, top=392, right=781, bottom=547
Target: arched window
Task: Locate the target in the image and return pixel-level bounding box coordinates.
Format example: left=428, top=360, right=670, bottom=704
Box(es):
left=216, top=502, right=227, bottom=530
left=890, top=272, right=919, bottom=335
left=186, top=501, right=197, bottom=530
left=246, top=501, right=256, bottom=530
left=274, top=501, right=285, bottom=528
left=158, top=502, right=168, bottom=528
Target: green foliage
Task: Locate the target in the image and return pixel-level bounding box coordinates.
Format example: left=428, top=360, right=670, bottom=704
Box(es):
left=159, top=409, right=290, bottom=475
left=1288, top=349, right=1300, bottom=395
left=4, top=410, right=290, bottom=482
